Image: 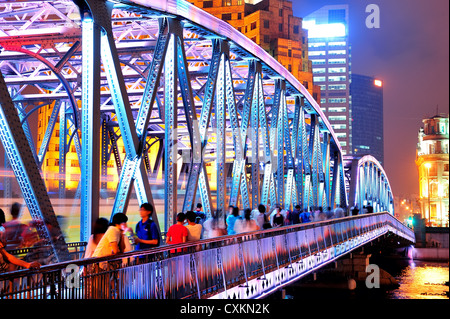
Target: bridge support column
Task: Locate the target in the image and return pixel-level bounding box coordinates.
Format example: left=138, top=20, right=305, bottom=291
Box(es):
left=338, top=253, right=372, bottom=281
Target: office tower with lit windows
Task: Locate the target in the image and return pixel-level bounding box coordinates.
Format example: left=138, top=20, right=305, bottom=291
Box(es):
left=350, top=74, right=384, bottom=164
left=187, top=0, right=321, bottom=101
left=302, top=5, right=351, bottom=154
left=416, top=115, right=449, bottom=227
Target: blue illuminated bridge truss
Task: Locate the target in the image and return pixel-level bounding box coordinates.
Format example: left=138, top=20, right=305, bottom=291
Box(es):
left=0, top=0, right=409, bottom=297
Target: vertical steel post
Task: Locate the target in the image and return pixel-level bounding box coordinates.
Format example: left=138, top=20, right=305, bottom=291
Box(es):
left=308, top=114, right=318, bottom=208
left=250, top=74, right=260, bottom=208
left=164, top=33, right=178, bottom=231
left=215, top=54, right=226, bottom=214
left=100, top=116, right=109, bottom=193
left=59, top=102, right=67, bottom=199
left=79, top=12, right=101, bottom=242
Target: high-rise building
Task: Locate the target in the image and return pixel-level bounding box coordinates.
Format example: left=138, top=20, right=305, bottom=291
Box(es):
left=187, top=0, right=320, bottom=101
left=416, top=115, right=449, bottom=227
left=302, top=5, right=351, bottom=154
left=350, top=74, right=384, bottom=164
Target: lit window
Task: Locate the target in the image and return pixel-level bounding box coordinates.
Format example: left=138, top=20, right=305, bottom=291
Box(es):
left=313, top=68, right=326, bottom=74
left=329, top=115, right=347, bottom=121
left=328, top=84, right=346, bottom=90
left=328, top=50, right=346, bottom=55
left=309, top=51, right=326, bottom=56
left=328, top=58, right=346, bottom=64
left=320, top=98, right=326, bottom=104
left=312, top=59, right=326, bottom=65
left=328, top=41, right=346, bottom=46
left=328, top=67, right=346, bottom=73
left=331, top=124, right=346, bottom=130
left=313, top=76, right=326, bottom=82
left=328, top=98, right=347, bottom=104
left=328, top=107, right=346, bottom=112
left=309, top=42, right=326, bottom=48
left=328, top=76, right=346, bottom=82
left=335, top=132, right=347, bottom=138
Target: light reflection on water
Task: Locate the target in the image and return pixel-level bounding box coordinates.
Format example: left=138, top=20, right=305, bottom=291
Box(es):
left=386, top=261, right=449, bottom=299
left=275, top=258, right=449, bottom=300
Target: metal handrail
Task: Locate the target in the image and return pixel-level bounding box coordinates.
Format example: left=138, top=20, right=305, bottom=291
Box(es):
left=6, top=242, right=87, bottom=256
left=0, top=212, right=414, bottom=299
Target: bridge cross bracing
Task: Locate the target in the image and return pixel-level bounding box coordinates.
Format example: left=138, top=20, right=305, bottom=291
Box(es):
left=0, top=0, right=396, bottom=263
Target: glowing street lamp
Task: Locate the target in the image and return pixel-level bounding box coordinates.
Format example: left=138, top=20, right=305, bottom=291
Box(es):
left=374, top=79, right=383, bottom=87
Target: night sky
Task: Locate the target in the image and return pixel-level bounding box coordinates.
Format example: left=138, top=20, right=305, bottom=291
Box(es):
left=293, top=0, right=449, bottom=198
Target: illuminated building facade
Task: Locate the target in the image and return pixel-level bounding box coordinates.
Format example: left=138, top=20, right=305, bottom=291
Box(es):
left=350, top=74, right=384, bottom=164
left=187, top=0, right=320, bottom=101
left=37, top=104, right=126, bottom=193
left=416, top=115, right=449, bottom=227
left=302, top=5, right=351, bottom=155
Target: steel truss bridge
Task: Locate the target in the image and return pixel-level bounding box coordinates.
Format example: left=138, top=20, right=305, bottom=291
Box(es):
left=0, top=0, right=410, bottom=293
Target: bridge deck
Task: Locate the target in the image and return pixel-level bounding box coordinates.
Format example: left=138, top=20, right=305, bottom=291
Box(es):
left=0, top=212, right=414, bottom=299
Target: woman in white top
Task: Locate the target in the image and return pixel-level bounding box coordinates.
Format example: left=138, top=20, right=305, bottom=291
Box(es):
left=84, top=217, right=109, bottom=258
left=235, top=208, right=260, bottom=234
left=185, top=211, right=202, bottom=241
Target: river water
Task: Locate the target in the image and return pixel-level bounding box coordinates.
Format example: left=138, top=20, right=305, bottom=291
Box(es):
left=384, top=260, right=449, bottom=299
left=278, top=258, right=449, bottom=300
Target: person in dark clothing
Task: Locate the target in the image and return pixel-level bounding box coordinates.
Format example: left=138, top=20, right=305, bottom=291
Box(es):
left=195, top=203, right=206, bottom=224
left=300, top=208, right=311, bottom=223
left=134, top=203, right=160, bottom=250
left=351, top=205, right=360, bottom=216
left=325, top=206, right=334, bottom=219
left=272, top=207, right=284, bottom=228
left=291, top=205, right=302, bottom=225
left=262, top=212, right=272, bottom=230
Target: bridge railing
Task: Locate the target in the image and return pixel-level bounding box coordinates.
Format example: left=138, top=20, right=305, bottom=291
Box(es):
left=0, top=212, right=414, bottom=299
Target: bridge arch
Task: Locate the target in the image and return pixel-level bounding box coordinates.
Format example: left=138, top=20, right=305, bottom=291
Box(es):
left=344, top=155, right=394, bottom=214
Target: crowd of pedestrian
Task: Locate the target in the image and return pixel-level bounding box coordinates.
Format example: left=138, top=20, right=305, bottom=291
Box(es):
left=0, top=198, right=377, bottom=274
left=81, top=201, right=379, bottom=258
